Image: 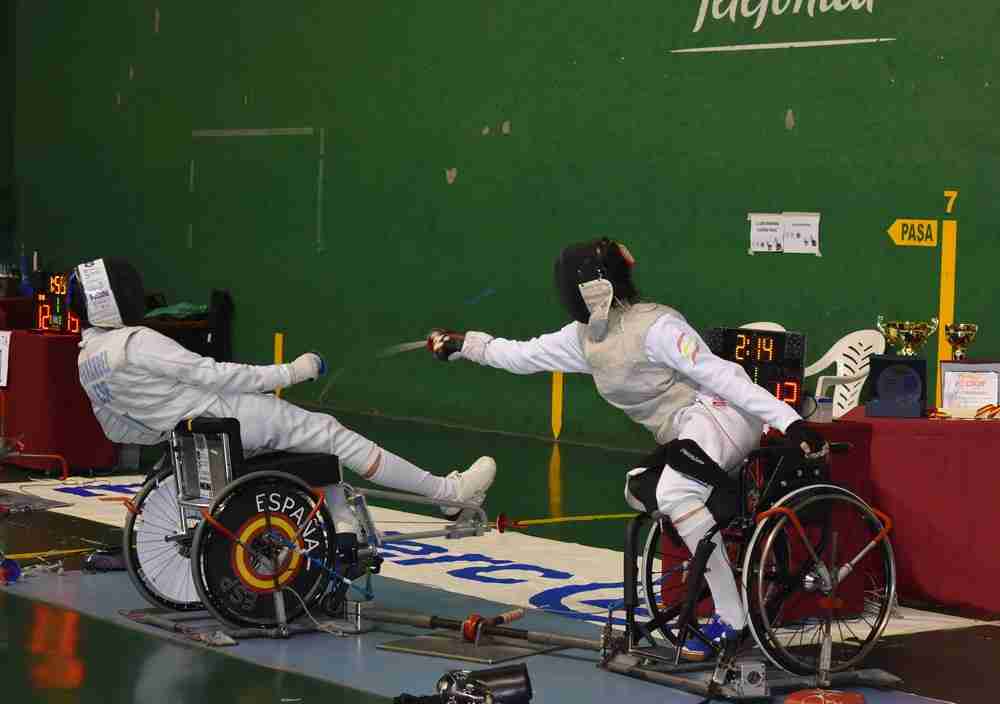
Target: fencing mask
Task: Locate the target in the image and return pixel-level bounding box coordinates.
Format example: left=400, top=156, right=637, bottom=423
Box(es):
left=553, top=238, right=637, bottom=339
left=70, top=258, right=145, bottom=328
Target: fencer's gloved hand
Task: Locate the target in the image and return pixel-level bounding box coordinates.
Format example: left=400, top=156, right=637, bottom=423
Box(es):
left=784, top=419, right=829, bottom=459
left=288, top=352, right=326, bottom=384
left=428, top=329, right=465, bottom=361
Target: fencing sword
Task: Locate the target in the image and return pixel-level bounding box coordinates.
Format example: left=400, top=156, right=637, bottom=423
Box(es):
left=375, top=337, right=429, bottom=359
left=317, top=335, right=431, bottom=403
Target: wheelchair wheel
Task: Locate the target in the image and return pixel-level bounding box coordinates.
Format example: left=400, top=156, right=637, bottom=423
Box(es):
left=191, top=471, right=337, bottom=629
left=742, top=485, right=896, bottom=676
left=123, top=462, right=202, bottom=611
left=639, top=516, right=747, bottom=645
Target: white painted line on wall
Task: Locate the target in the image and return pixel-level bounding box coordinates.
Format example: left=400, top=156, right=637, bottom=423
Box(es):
left=316, top=128, right=326, bottom=253
left=191, top=127, right=315, bottom=138
left=671, top=37, right=896, bottom=54
left=187, top=160, right=196, bottom=250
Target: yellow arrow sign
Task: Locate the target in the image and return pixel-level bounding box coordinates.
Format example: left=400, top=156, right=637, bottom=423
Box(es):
left=887, top=219, right=938, bottom=247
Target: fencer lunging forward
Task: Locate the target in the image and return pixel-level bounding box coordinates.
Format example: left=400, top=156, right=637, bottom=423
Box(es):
left=429, top=238, right=827, bottom=659
left=71, top=257, right=495, bottom=518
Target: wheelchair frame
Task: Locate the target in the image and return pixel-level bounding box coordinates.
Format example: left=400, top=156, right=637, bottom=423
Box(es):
left=605, top=442, right=897, bottom=696
left=124, top=417, right=490, bottom=633
left=125, top=423, right=898, bottom=699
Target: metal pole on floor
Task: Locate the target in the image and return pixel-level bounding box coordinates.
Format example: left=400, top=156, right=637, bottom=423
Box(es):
left=362, top=607, right=603, bottom=653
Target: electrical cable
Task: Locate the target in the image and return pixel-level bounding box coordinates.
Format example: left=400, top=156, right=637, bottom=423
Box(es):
left=281, top=586, right=351, bottom=638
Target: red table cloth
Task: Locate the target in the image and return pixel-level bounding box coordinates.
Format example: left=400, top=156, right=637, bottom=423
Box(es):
left=0, top=297, right=35, bottom=330
left=840, top=406, right=1000, bottom=616
left=1, top=330, right=115, bottom=474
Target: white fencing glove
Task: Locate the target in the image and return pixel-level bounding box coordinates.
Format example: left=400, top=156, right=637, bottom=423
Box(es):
left=427, top=329, right=493, bottom=364
left=288, top=352, right=326, bottom=384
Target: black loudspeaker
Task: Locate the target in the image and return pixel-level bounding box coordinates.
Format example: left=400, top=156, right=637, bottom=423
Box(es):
left=864, top=354, right=927, bottom=418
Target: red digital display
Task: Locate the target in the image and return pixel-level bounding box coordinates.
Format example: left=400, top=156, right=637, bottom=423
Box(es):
left=708, top=328, right=806, bottom=411
left=32, top=272, right=79, bottom=333
left=774, top=380, right=801, bottom=405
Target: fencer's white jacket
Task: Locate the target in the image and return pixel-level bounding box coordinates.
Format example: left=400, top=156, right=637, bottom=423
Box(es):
left=78, top=326, right=294, bottom=445
left=464, top=305, right=800, bottom=444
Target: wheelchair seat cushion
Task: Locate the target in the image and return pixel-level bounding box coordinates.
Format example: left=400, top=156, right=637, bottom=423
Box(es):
left=236, top=452, right=341, bottom=487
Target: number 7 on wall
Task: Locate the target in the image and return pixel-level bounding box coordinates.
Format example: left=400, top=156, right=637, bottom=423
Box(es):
left=944, top=189, right=959, bottom=214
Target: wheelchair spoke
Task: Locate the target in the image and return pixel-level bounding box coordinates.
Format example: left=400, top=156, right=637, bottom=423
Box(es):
left=136, top=518, right=181, bottom=536
left=134, top=542, right=176, bottom=558
left=124, top=467, right=202, bottom=611
left=145, top=550, right=180, bottom=586
left=746, top=489, right=895, bottom=676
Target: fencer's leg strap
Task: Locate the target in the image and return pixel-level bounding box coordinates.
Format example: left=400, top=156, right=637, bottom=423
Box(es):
left=647, top=439, right=730, bottom=487
left=651, top=439, right=739, bottom=526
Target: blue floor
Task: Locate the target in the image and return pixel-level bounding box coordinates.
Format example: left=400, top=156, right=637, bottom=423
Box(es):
left=5, top=569, right=950, bottom=704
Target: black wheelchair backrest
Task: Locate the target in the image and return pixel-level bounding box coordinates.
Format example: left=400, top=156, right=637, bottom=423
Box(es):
left=757, top=451, right=830, bottom=513
left=171, top=417, right=340, bottom=505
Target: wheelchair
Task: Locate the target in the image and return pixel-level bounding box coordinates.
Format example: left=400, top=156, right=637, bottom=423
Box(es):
left=619, top=442, right=896, bottom=681
left=123, top=417, right=488, bottom=630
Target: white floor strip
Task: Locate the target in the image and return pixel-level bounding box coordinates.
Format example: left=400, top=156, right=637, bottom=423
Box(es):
left=3, top=477, right=991, bottom=638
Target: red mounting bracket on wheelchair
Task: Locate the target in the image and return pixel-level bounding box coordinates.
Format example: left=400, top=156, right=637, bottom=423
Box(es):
left=755, top=504, right=893, bottom=566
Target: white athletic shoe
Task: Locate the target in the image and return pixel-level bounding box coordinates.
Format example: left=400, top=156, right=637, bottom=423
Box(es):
left=442, top=456, right=497, bottom=516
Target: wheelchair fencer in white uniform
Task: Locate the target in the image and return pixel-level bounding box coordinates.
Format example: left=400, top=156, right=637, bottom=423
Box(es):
left=71, top=258, right=496, bottom=626
left=428, top=238, right=831, bottom=653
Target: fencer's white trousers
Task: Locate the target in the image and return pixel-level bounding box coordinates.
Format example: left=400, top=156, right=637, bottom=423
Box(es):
left=656, top=395, right=763, bottom=630
left=654, top=396, right=762, bottom=516
left=206, top=392, right=376, bottom=472
left=202, top=393, right=455, bottom=533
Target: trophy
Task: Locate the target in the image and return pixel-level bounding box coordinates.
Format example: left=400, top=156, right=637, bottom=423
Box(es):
left=945, top=322, right=979, bottom=361
left=867, top=315, right=938, bottom=418
left=876, top=316, right=939, bottom=357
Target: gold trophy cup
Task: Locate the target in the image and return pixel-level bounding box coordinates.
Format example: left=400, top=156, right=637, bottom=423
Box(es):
left=876, top=315, right=939, bottom=357
left=945, top=322, right=978, bottom=361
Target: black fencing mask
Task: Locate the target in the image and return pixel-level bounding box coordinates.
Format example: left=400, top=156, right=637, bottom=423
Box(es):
left=71, top=257, right=146, bottom=327
left=553, top=238, right=636, bottom=324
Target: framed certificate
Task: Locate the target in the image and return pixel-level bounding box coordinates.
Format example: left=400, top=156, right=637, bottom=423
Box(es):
left=940, top=361, right=1000, bottom=416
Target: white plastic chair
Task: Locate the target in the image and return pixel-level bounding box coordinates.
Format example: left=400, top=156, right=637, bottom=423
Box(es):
left=739, top=321, right=786, bottom=331
left=805, top=329, right=885, bottom=419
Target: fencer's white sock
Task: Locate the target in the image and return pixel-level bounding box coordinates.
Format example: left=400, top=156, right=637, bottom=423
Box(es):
left=366, top=448, right=452, bottom=500
left=673, top=505, right=747, bottom=630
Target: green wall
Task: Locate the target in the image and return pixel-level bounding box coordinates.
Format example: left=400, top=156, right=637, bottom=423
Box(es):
left=14, top=1, right=1000, bottom=449
left=1, top=0, right=13, bottom=259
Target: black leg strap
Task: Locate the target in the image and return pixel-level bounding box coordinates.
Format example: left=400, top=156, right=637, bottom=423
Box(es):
left=629, top=439, right=739, bottom=526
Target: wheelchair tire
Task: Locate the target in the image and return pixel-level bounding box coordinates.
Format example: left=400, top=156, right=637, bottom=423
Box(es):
left=191, top=470, right=338, bottom=629
left=123, top=462, right=203, bottom=611
left=742, top=484, right=896, bottom=676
